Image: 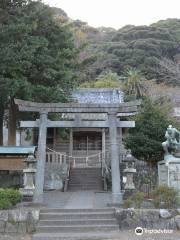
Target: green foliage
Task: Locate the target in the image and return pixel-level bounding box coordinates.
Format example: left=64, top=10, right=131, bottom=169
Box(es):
left=123, top=68, right=147, bottom=98
left=0, top=0, right=78, bottom=143
left=123, top=197, right=133, bottom=209
left=151, top=19, right=180, bottom=42
left=0, top=189, right=22, bottom=208
left=123, top=192, right=145, bottom=209
left=77, top=19, right=180, bottom=84
left=152, top=185, right=179, bottom=209
left=0, top=199, right=12, bottom=210
left=80, top=71, right=121, bottom=88
left=134, top=192, right=145, bottom=208
left=124, top=97, right=178, bottom=162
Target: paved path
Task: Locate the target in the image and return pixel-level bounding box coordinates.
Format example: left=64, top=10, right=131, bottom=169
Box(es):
left=64, top=191, right=94, bottom=209
left=1, top=231, right=180, bottom=240
left=43, top=190, right=112, bottom=208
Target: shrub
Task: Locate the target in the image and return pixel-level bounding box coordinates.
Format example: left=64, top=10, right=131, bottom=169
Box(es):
left=0, top=199, right=12, bottom=209
left=123, top=197, right=133, bottom=208
left=0, top=189, right=22, bottom=208
left=152, top=185, right=179, bottom=209
left=134, top=192, right=145, bottom=208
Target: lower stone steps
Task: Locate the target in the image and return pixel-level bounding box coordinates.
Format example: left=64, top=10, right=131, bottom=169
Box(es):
left=33, top=208, right=119, bottom=239
left=37, top=225, right=119, bottom=233
left=40, top=212, right=115, bottom=220
left=32, top=232, right=121, bottom=240
left=40, top=208, right=114, bottom=213
left=39, top=219, right=117, bottom=226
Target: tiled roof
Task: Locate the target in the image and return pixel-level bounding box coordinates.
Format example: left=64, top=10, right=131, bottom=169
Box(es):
left=0, top=146, right=36, bottom=154
left=72, top=88, right=124, bottom=104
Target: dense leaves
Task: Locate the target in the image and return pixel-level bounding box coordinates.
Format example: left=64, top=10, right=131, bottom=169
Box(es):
left=73, top=19, right=180, bottom=84
left=124, top=98, right=178, bottom=163
left=0, top=1, right=77, bottom=143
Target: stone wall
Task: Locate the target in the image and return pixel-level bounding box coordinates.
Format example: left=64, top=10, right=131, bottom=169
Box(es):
left=0, top=208, right=40, bottom=234
left=115, top=208, right=180, bottom=230
left=0, top=171, right=23, bottom=188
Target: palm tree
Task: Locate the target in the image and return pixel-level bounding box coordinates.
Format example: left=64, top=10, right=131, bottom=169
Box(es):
left=124, top=68, right=147, bottom=99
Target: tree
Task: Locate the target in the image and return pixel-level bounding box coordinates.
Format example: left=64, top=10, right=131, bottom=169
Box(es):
left=124, top=98, right=178, bottom=163
left=123, top=68, right=147, bottom=99
left=158, top=58, right=180, bottom=86
left=80, top=71, right=121, bottom=88
left=0, top=0, right=77, bottom=145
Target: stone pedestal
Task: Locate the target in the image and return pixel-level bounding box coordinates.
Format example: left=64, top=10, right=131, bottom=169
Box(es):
left=20, top=154, right=36, bottom=200
left=158, top=155, right=180, bottom=192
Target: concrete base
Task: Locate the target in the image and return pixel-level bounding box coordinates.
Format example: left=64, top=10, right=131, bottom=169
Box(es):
left=33, top=193, right=44, bottom=204
left=109, top=192, right=124, bottom=206
left=158, top=157, right=180, bottom=192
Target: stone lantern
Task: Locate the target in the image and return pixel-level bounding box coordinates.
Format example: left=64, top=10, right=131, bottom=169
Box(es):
left=123, top=150, right=136, bottom=198
left=20, top=153, right=37, bottom=199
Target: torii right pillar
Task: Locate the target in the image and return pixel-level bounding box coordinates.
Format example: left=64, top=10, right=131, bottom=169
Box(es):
left=108, top=112, right=123, bottom=205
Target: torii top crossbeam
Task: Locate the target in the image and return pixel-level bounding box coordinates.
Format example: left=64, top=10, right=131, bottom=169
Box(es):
left=14, top=99, right=140, bottom=114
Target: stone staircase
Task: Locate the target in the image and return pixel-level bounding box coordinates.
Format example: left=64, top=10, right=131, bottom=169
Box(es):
left=33, top=208, right=119, bottom=240
left=68, top=168, right=103, bottom=191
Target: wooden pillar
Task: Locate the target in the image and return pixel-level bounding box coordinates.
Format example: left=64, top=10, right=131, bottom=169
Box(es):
left=33, top=112, right=48, bottom=203
left=108, top=112, right=123, bottom=204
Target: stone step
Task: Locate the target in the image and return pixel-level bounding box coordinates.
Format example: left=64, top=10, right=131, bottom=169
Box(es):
left=39, top=219, right=118, bottom=226
left=36, top=225, right=119, bottom=233
left=69, top=167, right=103, bottom=191
left=68, top=181, right=102, bottom=185
left=70, top=174, right=102, bottom=177
left=70, top=172, right=102, bottom=175
left=41, top=208, right=114, bottom=213
left=69, top=176, right=102, bottom=180
left=68, top=186, right=103, bottom=191
left=40, top=212, right=115, bottom=220
left=68, top=185, right=103, bottom=189
left=70, top=168, right=102, bottom=172
left=71, top=168, right=101, bottom=170
left=69, top=178, right=102, bottom=181
left=33, top=232, right=121, bottom=240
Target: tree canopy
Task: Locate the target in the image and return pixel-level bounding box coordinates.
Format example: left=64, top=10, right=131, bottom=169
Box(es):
left=0, top=0, right=77, bottom=144
left=124, top=98, right=179, bottom=163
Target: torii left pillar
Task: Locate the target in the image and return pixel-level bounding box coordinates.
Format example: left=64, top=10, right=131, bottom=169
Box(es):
left=33, top=112, right=48, bottom=203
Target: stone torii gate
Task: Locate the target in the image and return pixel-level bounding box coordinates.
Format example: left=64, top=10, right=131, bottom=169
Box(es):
left=15, top=99, right=140, bottom=204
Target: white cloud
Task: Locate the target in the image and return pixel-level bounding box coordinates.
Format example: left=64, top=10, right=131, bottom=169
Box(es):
left=43, top=0, right=180, bottom=29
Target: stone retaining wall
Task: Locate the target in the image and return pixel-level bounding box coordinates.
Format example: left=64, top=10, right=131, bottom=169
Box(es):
left=1, top=208, right=180, bottom=233
left=0, top=208, right=40, bottom=233
left=115, top=209, right=180, bottom=230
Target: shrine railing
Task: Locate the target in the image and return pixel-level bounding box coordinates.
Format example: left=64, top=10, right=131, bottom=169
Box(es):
left=46, top=150, right=67, bottom=165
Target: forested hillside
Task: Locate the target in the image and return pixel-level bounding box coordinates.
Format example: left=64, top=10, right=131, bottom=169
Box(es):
left=53, top=7, right=180, bottom=86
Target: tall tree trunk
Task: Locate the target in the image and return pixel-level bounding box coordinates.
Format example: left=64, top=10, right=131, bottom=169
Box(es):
left=8, top=98, right=17, bottom=146
left=0, top=107, right=4, bottom=145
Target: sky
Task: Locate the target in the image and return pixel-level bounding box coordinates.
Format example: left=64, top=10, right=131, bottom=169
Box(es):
left=43, top=0, right=180, bottom=29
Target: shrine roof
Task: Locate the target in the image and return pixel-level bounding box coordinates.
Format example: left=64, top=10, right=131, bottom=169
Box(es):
left=0, top=146, right=36, bottom=155
left=72, top=88, right=124, bottom=104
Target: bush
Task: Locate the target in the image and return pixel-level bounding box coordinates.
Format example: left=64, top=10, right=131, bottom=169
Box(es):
left=0, top=199, right=12, bottom=209
left=134, top=192, right=145, bottom=208
left=123, top=197, right=133, bottom=208
left=152, top=185, right=179, bottom=209
left=0, top=189, right=22, bottom=209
